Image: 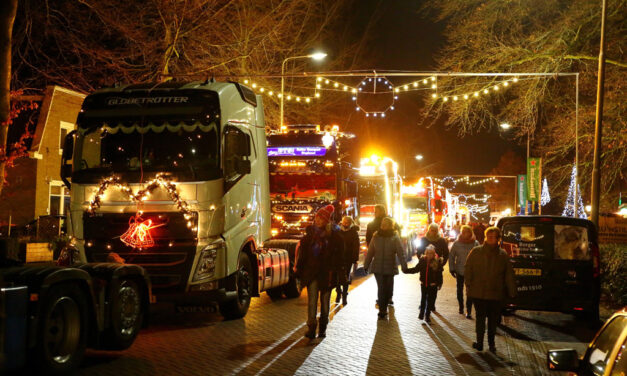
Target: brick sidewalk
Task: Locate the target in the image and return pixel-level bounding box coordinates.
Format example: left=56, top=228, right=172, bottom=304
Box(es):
left=275, top=269, right=593, bottom=376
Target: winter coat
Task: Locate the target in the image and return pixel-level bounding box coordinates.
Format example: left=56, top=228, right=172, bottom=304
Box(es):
left=340, top=225, right=360, bottom=265
left=449, top=239, right=480, bottom=276
left=409, top=255, right=443, bottom=287
left=416, top=236, right=449, bottom=266
left=295, top=224, right=345, bottom=289
left=364, top=231, right=408, bottom=275
left=473, top=224, right=486, bottom=244
left=464, top=244, right=517, bottom=301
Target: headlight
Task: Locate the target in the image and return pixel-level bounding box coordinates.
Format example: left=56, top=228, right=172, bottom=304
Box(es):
left=193, top=243, right=222, bottom=282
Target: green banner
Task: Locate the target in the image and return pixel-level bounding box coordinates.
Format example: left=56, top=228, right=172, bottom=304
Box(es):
left=518, top=175, right=527, bottom=208
left=527, top=158, right=541, bottom=202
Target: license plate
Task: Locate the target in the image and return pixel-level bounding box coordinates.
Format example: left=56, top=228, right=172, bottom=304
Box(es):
left=514, top=268, right=542, bottom=276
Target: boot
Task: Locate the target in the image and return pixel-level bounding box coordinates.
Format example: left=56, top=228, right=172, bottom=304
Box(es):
left=335, top=288, right=341, bottom=303
left=342, top=289, right=348, bottom=306
left=318, top=319, right=328, bottom=338
left=304, top=324, right=316, bottom=339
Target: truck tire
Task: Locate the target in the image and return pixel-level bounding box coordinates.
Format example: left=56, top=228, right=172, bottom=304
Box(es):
left=219, top=252, right=252, bottom=320
left=103, top=279, right=144, bottom=350
left=33, top=283, right=88, bottom=375
left=283, top=275, right=302, bottom=299
left=266, top=286, right=284, bottom=300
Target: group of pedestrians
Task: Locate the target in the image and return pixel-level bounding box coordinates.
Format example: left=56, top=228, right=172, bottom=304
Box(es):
left=294, top=204, right=516, bottom=355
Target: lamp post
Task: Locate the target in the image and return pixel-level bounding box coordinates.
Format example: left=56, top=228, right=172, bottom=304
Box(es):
left=280, top=52, right=327, bottom=128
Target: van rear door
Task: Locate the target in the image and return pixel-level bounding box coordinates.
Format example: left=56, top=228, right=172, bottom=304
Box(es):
left=501, top=221, right=553, bottom=310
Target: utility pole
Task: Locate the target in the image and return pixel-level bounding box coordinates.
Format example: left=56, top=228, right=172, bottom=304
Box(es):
left=591, top=0, right=607, bottom=228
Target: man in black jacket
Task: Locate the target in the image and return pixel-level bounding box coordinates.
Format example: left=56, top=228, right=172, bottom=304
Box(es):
left=294, top=205, right=345, bottom=339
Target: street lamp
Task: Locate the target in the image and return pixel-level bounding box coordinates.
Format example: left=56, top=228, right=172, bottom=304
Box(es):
left=280, top=52, right=327, bottom=127
left=403, top=154, right=424, bottom=177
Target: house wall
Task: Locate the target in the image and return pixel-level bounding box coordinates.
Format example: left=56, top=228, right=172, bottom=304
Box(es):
left=0, top=158, right=37, bottom=226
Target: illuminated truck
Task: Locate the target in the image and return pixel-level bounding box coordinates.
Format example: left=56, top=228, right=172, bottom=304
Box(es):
left=401, top=180, right=430, bottom=254
left=267, top=124, right=357, bottom=237
left=356, top=155, right=402, bottom=239
left=59, top=81, right=301, bottom=320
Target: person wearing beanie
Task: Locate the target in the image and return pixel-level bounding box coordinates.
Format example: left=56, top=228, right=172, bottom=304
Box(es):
left=416, top=223, right=449, bottom=312
left=294, top=204, right=345, bottom=339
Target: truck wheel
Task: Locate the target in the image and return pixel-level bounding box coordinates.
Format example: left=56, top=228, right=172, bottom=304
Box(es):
left=219, top=252, right=252, bottom=320
left=283, top=275, right=302, bottom=298
left=266, top=287, right=284, bottom=300
left=33, top=284, right=88, bottom=375
left=103, top=279, right=143, bottom=350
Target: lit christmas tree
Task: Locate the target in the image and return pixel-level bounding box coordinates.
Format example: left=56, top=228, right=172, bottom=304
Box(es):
left=562, top=165, right=586, bottom=218
left=541, top=178, right=551, bottom=206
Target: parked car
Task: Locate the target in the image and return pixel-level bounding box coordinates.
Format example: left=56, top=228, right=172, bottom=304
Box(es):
left=548, top=307, right=627, bottom=375
left=497, top=216, right=600, bottom=321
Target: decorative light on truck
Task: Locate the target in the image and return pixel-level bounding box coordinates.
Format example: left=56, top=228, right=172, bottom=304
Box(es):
left=120, top=216, right=164, bottom=249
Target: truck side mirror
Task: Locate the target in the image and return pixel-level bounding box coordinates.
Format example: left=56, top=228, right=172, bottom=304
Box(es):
left=547, top=349, right=579, bottom=372
left=60, top=131, right=76, bottom=189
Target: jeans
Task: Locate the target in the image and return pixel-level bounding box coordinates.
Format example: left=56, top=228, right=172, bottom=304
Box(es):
left=473, top=298, right=502, bottom=347
left=420, top=285, right=438, bottom=318
left=374, top=273, right=394, bottom=314
left=307, top=280, right=331, bottom=327
left=456, top=275, right=472, bottom=314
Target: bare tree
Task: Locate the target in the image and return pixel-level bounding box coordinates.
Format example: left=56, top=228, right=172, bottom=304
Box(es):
left=421, top=0, right=626, bottom=210
left=0, top=0, right=18, bottom=195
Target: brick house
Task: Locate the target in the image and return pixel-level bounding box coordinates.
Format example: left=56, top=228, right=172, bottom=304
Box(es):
left=0, top=86, right=85, bottom=227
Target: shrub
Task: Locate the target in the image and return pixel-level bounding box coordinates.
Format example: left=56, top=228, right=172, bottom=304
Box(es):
left=600, top=243, right=627, bottom=306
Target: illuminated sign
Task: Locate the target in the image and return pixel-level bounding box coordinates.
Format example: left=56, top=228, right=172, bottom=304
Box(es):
left=268, top=147, right=326, bottom=157
left=272, top=204, right=313, bottom=213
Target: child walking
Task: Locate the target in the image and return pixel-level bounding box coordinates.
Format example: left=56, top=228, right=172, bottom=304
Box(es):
left=409, top=245, right=443, bottom=324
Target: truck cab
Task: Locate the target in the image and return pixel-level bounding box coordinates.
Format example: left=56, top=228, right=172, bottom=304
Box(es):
left=61, top=81, right=292, bottom=319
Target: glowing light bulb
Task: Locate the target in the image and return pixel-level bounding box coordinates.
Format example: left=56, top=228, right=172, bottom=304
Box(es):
left=316, top=84, right=321, bottom=89
left=413, top=82, right=418, bottom=87
left=463, top=94, right=469, bottom=99
left=343, top=86, right=348, bottom=91
left=513, top=77, right=519, bottom=82
left=474, top=92, right=479, bottom=97
left=315, top=93, right=320, bottom=97
left=432, top=93, right=437, bottom=98
left=395, top=88, right=400, bottom=92
left=483, top=89, right=489, bottom=94
left=503, top=81, right=509, bottom=86
left=431, top=84, right=437, bottom=89
left=333, top=82, right=339, bottom=88
left=423, top=79, right=428, bottom=84
left=325, top=79, right=329, bottom=84
left=453, top=96, right=459, bottom=101
left=305, top=98, right=311, bottom=103
left=403, top=85, right=409, bottom=90
left=251, top=83, right=257, bottom=88
left=443, top=97, right=449, bottom=101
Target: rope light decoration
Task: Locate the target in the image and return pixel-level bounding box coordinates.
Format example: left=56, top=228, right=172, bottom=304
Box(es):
left=354, top=76, right=396, bottom=118
left=242, top=79, right=318, bottom=103
left=87, top=174, right=202, bottom=249
left=394, top=76, right=437, bottom=92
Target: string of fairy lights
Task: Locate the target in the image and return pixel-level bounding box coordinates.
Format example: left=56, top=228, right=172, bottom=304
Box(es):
left=241, top=74, right=523, bottom=118
left=432, top=175, right=499, bottom=189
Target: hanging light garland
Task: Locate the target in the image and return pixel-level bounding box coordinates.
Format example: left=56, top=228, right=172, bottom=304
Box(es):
left=433, top=77, right=519, bottom=102
left=433, top=176, right=499, bottom=187
left=394, top=76, right=437, bottom=93
left=315, top=76, right=358, bottom=93
left=242, top=79, right=318, bottom=103
left=354, top=76, right=397, bottom=118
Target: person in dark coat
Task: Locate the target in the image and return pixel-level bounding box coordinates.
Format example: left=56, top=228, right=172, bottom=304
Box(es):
left=408, top=245, right=443, bottom=324
left=294, top=205, right=345, bottom=339
left=416, top=223, right=449, bottom=311
left=449, top=225, right=480, bottom=318
left=335, top=216, right=360, bottom=306
left=473, top=222, right=486, bottom=244
left=366, top=204, right=387, bottom=246
left=363, top=217, right=408, bottom=319
left=465, top=226, right=516, bottom=354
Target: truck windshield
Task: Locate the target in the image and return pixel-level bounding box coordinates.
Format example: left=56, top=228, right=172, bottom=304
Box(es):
left=270, top=174, right=336, bottom=201
left=358, top=180, right=386, bottom=205
left=73, top=122, right=220, bottom=182
left=403, top=196, right=428, bottom=211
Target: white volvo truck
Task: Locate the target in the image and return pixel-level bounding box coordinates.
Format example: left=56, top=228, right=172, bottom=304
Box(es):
left=60, top=80, right=301, bottom=320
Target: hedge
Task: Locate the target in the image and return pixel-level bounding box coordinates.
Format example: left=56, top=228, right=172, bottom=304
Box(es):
left=600, top=243, right=627, bottom=307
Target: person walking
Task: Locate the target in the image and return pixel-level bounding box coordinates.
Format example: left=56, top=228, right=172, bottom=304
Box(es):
left=336, top=216, right=360, bottom=305
left=408, top=245, right=443, bottom=324
left=465, top=226, right=516, bottom=354
left=449, top=225, right=480, bottom=318
left=294, top=205, right=345, bottom=339
left=363, top=217, right=408, bottom=319
left=473, top=222, right=486, bottom=244
left=366, top=204, right=387, bottom=246
left=416, top=223, right=449, bottom=311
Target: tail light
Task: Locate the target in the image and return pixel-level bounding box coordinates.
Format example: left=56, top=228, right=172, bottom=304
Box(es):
left=590, top=242, right=600, bottom=278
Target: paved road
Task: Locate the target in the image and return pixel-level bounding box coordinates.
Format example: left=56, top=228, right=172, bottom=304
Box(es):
left=77, top=262, right=598, bottom=375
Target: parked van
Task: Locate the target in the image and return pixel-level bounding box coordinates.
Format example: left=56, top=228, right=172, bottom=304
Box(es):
left=497, top=216, right=600, bottom=320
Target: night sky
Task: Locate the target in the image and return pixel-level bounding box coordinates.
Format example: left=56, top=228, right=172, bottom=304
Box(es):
left=335, top=1, right=525, bottom=177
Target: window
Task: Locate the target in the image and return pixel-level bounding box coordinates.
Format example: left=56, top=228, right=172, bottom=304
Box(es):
left=554, top=224, right=590, bottom=260
left=223, top=126, right=251, bottom=190
left=49, top=181, right=70, bottom=216
left=586, top=316, right=627, bottom=376
left=501, top=222, right=551, bottom=259
left=59, top=121, right=75, bottom=155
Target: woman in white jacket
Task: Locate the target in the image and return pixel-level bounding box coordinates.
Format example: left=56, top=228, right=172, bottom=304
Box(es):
left=449, top=225, right=480, bottom=318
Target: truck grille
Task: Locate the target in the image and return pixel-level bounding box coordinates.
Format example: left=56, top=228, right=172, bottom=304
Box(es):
left=83, top=212, right=198, bottom=293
